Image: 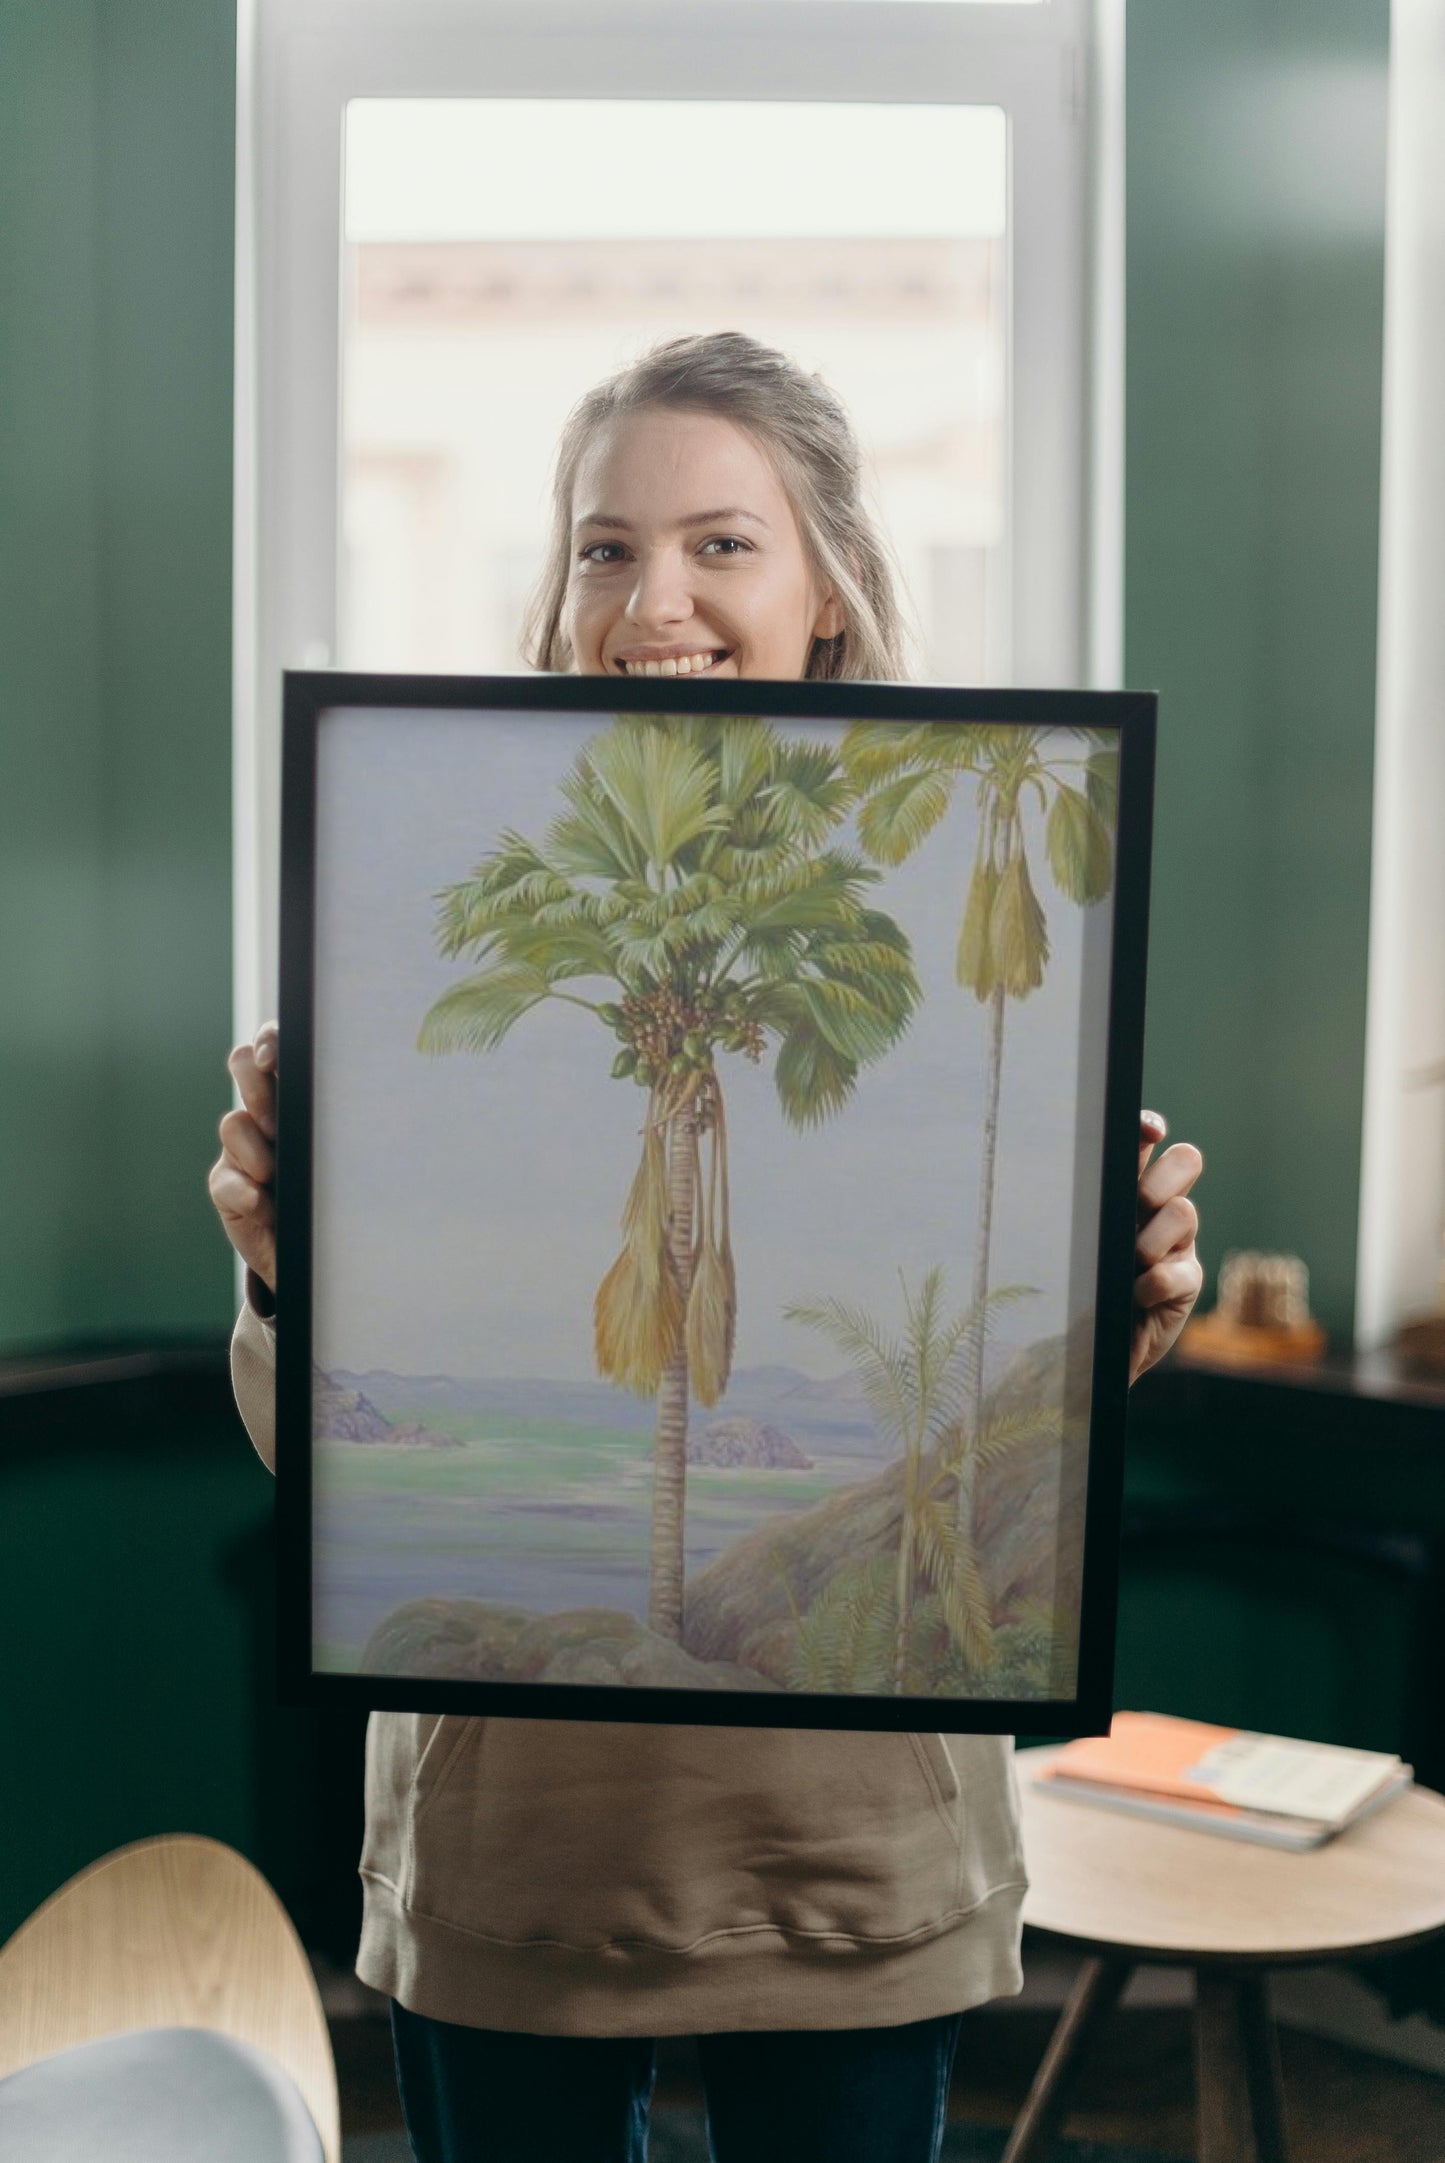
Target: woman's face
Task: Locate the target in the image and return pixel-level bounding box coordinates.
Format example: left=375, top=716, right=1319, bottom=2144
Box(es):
left=563, top=407, right=842, bottom=681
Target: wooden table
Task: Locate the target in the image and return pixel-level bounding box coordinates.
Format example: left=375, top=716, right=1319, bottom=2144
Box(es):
left=1008, top=1745, right=1445, bottom=2163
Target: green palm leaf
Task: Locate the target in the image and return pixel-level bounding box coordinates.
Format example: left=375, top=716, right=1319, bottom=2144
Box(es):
left=781, top=1295, right=913, bottom=1444
left=770, top=1015, right=861, bottom=1128
left=855, top=769, right=955, bottom=866
left=758, top=736, right=856, bottom=848
left=1044, top=783, right=1114, bottom=904
left=712, top=719, right=776, bottom=821
left=1084, top=746, right=1119, bottom=827
left=417, top=962, right=552, bottom=1053
left=545, top=784, right=648, bottom=884
left=586, top=721, right=724, bottom=869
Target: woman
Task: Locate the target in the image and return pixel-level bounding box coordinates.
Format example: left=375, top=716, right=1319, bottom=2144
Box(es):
left=211, top=332, right=1204, bottom=2163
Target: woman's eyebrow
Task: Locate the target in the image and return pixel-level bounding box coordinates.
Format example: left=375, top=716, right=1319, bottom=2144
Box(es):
left=573, top=507, right=772, bottom=534
left=678, top=508, right=771, bottom=532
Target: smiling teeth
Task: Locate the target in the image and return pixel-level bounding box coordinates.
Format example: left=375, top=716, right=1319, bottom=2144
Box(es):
left=623, top=652, right=721, bottom=677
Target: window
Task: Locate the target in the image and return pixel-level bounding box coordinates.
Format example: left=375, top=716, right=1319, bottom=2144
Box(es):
left=339, top=99, right=1008, bottom=682
left=236, top=0, right=1118, bottom=1021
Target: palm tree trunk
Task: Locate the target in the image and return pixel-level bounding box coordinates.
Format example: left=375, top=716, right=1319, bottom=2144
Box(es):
left=648, top=1101, right=697, bottom=1641
left=959, top=981, right=1007, bottom=1541
left=894, top=1435, right=919, bottom=1694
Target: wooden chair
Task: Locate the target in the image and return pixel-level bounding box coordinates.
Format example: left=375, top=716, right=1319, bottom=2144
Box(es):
left=0, top=1833, right=340, bottom=2162
left=1007, top=1745, right=1445, bottom=2163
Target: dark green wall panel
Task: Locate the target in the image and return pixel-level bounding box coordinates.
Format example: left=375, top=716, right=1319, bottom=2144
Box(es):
left=0, top=4, right=110, bottom=1345
left=1127, top=0, right=1389, bottom=1338
left=0, top=1399, right=272, bottom=1939
left=93, top=5, right=238, bottom=1336
left=0, top=0, right=236, bottom=1352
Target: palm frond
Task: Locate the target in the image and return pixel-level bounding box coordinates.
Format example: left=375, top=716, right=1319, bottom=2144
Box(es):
left=770, top=1013, right=860, bottom=1128
left=484, top=916, right=619, bottom=982
left=1083, top=747, right=1119, bottom=827
left=417, top=963, right=552, bottom=1053
left=1044, top=782, right=1115, bottom=904
left=594, top=1121, right=683, bottom=1395
left=783, top=1294, right=913, bottom=1442
left=434, top=840, right=576, bottom=956
left=789, top=1555, right=898, bottom=1694
left=856, top=768, right=955, bottom=866
left=712, top=717, right=777, bottom=820
left=990, top=849, right=1050, bottom=997
left=546, top=775, right=649, bottom=883
left=586, top=720, right=725, bottom=870
left=839, top=720, right=977, bottom=790
left=797, top=976, right=908, bottom=1065
left=956, top=852, right=998, bottom=999
left=756, top=736, right=855, bottom=848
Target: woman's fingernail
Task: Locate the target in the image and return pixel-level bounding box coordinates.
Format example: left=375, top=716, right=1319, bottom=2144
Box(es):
left=1142, top=1110, right=1168, bottom=1136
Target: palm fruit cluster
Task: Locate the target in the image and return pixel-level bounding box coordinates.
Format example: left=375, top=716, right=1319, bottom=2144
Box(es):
left=602, top=985, right=765, bottom=1088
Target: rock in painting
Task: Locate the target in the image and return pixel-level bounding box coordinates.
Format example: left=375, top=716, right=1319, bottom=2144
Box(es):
left=687, top=1417, right=813, bottom=1470
left=362, top=1597, right=781, bottom=1691
left=313, top=1370, right=460, bottom=1448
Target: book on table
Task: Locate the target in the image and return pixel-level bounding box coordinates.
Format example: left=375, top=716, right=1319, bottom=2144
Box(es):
left=1032, top=1711, right=1412, bottom=1850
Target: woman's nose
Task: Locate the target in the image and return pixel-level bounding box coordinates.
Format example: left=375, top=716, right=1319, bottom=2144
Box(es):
left=625, top=547, right=693, bottom=631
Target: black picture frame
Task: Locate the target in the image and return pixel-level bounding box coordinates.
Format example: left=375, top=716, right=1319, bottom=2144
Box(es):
left=276, top=672, right=1154, bottom=1735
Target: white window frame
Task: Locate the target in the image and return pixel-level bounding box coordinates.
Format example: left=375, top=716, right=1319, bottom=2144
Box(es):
left=234, top=0, right=1121, bottom=1027
left=1355, top=1, right=1445, bottom=1351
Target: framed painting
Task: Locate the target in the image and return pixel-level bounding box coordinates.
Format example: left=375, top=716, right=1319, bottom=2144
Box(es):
left=276, top=674, right=1154, bottom=1733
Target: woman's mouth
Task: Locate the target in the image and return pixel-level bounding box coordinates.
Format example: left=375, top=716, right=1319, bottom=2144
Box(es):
left=615, top=649, right=732, bottom=678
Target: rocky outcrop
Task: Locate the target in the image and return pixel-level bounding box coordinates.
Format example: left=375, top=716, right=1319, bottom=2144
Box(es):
left=361, top=1598, right=781, bottom=1692
left=682, top=1319, right=1093, bottom=1686
left=688, top=1418, right=813, bottom=1470
left=313, top=1372, right=460, bottom=1448
left=683, top=1461, right=903, bottom=1683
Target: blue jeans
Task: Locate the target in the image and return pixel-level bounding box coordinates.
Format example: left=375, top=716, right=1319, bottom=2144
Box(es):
left=390, top=2000, right=965, bottom=2163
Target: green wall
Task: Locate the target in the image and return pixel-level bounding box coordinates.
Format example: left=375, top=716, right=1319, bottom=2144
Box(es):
left=1127, top=0, right=1390, bottom=1339
left=0, top=0, right=236, bottom=1353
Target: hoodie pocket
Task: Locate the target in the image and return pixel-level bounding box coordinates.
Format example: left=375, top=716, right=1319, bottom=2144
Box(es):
left=400, top=1719, right=989, bottom=1952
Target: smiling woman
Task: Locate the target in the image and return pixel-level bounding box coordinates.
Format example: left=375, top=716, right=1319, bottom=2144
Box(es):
left=566, top=411, right=841, bottom=682
left=525, top=331, right=909, bottom=683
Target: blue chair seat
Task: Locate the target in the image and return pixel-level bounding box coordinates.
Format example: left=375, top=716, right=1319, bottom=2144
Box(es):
left=0, top=2024, right=326, bottom=2162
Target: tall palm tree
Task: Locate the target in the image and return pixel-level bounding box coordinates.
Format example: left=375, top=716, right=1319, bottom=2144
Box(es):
left=785, top=1268, right=1042, bottom=1692
left=840, top=724, right=1116, bottom=1542
left=419, top=715, right=920, bottom=1642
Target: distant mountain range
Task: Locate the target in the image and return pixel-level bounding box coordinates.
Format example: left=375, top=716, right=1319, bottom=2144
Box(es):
left=327, top=1331, right=1043, bottom=1457
left=325, top=1360, right=880, bottom=1451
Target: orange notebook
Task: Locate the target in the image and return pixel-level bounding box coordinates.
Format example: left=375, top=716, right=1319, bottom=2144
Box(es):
left=1043, top=1711, right=1403, bottom=1826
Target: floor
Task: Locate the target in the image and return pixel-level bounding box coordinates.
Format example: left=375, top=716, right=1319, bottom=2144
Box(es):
left=327, top=1961, right=1445, bottom=2163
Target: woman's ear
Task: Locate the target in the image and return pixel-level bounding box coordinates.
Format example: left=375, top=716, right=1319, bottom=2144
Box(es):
left=812, top=592, right=846, bottom=641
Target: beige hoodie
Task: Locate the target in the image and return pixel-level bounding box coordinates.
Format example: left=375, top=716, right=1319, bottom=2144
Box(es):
left=233, top=1299, right=1027, bottom=2035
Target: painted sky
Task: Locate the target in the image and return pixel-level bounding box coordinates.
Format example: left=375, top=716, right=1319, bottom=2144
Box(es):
left=310, top=706, right=1114, bottom=1380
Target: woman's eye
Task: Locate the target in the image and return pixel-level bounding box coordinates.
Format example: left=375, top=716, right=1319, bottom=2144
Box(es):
left=700, top=536, right=751, bottom=558
left=579, top=541, right=627, bottom=565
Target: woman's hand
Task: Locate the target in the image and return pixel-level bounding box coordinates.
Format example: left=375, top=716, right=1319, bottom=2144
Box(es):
left=1131, top=1112, right=1203, bottom=1383
left=208, top=1021, right=279, bottom=1297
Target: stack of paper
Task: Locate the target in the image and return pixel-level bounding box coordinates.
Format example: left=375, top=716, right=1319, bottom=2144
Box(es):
left=1034, top=1712, right=1412, bottom=1849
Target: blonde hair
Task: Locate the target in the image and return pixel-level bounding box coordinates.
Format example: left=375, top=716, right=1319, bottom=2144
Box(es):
left=522, top=331, right=913, bottom=682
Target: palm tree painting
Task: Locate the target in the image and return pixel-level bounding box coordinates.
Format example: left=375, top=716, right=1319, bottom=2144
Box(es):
left=839, top=725, right=1117, bottom=1544
left=418, top=715, right=920, bottom=1642
left=784, top=1269, right=1048, bottom=1693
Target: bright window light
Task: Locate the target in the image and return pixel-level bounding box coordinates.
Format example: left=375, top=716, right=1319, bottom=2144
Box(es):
left=340, top=97, right=1010, bottom=685
left=345, top=101, right=1007, bottom=244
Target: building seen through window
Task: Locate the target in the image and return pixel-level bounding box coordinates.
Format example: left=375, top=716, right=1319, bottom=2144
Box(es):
left=339, top=100, right=1008, bottom=684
